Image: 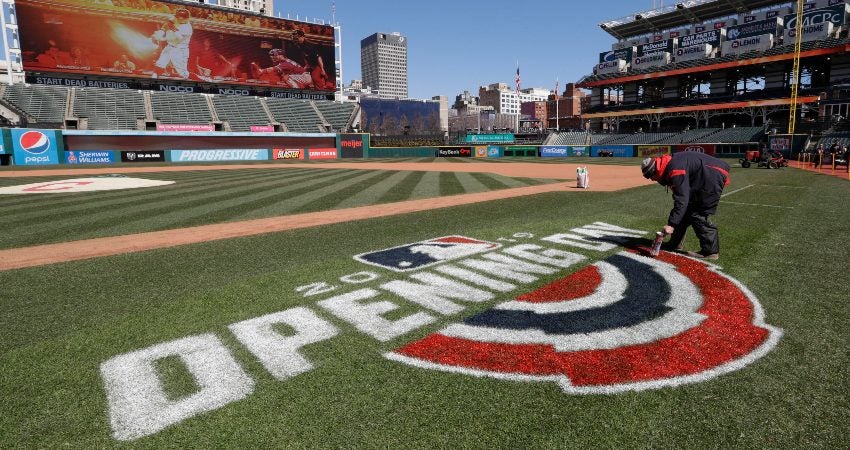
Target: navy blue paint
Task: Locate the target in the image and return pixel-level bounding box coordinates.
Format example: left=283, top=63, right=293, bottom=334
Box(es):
left=463, top=254, right=673, bottom=334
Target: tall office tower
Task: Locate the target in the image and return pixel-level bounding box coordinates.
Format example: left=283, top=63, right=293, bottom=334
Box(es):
left=360, top=32, right=408, bottom=99
left=214, top=0, right=273, bottom=16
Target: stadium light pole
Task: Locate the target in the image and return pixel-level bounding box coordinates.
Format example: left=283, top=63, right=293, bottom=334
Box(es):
left=0, top=0, right=12, bottom=85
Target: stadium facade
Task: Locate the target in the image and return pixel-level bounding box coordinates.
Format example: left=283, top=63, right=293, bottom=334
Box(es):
left=579, top=0, right=850, bottom=136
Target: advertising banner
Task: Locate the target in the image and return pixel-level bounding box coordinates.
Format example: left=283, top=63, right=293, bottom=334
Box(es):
left=65, top=150, right=116, bottom=164
left=339, top=133, right=366, bottom=159
left=784, top=4, right=848, bottom=32
left=540, top=145, right=570, bottom=157
left=675, top=44, right=712, bottom=62
left=673, top=144, right=716, bottom=156
left=785, top=20, right=835, bottom=42
left=464, top=134, right=514, bottom=143
left=727, top=18, right=782, bottom=40
left=595, top=60, right=627, bottom=75
left=157, top=124, right=214, bottom=132
left=170, top=149, right=269, bottom=162
left=10, top=129, right=61, bottom=165
left=599, top=47, right=634, bottom=63
left=636, top=145, right=672, bottom=157
left=636, top=39, right=675, bottom=57
left=722, top=34, right=774, bottom=56
left=570, top=146, right=589, bottom=157
left=271, top=149, right=304, bottom=160
left=307, top=148, right=338, bottom=160
left=474, top=146, right=488, bottom=158
left=678, top=29, right=723, bottom=49
left=632, top=52, right=671, bottom=69
left=15, top=0, right=336, bottom=94
left=486, top=146, right=502, bottom=158
left=121, top=150, right=165, bottom=162
left=437, top=147, right=472, bottom=157
left=591, top=145, right=634, bottom=157
left=250, top=125, right=275, bottom=132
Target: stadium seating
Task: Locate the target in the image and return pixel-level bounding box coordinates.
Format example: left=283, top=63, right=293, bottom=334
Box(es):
left=546, top=132, right=589, bottom=146
left=1, top=83, right=69, bottom=126
left=702, top=127, right=763, bottom=143
left=655, top=128, right=721, bottom=144
left=314, top=101, right=357, bottom=132
left=597, top=132, right=676, bottom=145
left=266, top=98, right=326, bottom=133
left=150, top=91, right=214, bottom=125
left=211, top=95, right=272, bottom=132
left=72, top=88, right=146, bottom=130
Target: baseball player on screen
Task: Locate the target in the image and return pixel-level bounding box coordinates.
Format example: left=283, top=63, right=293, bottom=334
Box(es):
left=151, top=8, right=193, bottom=78
left=250, top=48, right=313, bottom=88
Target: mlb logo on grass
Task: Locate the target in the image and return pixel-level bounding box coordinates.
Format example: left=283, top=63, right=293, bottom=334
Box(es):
left=355, top=236, right=501, bottom=272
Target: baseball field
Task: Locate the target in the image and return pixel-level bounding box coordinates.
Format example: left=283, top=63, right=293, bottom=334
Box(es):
left=0, top=158, right=847, bottom=448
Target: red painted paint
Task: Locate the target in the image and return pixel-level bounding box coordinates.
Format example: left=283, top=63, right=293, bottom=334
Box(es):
left=516, top=265, right=602, bottom=303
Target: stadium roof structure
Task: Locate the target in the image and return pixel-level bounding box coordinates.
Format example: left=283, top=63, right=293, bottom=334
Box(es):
left=599, top=0, right=789, bottom=39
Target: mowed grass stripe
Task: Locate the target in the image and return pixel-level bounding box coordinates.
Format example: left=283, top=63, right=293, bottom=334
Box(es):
left=410, top=171, right=441, bottom=199
left=0, top=169, right=321, bottom=228
left=377, top=171, right=427, bottom=203
left=452, top=171, right=490, bottom=193
left=439, top=172, right=469, bottom=196
left=0, top=168, right=319, bottom=218
left=160, top=170, right=376, bottom=228
left=469, top=172, right=532, bottom=189
left=334, top=171, right=414, bottom=209
left=289, top=170, right=396, bottom=214
left=2, top=170, right=364, bottom=248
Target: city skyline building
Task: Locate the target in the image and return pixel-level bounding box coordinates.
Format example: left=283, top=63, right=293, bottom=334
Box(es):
left=360, top=32, right=408, bottom=99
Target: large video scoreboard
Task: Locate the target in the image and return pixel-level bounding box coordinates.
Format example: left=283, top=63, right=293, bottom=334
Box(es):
left=16, top=0, right=336, bottom=99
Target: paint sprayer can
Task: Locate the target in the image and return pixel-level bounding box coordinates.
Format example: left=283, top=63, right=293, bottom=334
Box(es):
left=650, top=231, right=664, bottom=257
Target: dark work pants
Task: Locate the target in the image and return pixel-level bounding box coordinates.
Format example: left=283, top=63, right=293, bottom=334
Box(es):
left=668, top=210, right=720, bottom=255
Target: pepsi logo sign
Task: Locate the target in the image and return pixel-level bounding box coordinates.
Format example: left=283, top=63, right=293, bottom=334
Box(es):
left=19, top=130, right=51, bottom=155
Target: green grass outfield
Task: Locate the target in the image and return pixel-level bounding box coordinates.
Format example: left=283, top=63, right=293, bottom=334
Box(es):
left=0, top=160, right=847, bottom=447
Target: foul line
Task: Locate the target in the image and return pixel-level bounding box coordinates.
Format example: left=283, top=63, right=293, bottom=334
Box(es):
left=720, top=201, right=793, bottom=209
left=721, top=184, right=755, bottom=198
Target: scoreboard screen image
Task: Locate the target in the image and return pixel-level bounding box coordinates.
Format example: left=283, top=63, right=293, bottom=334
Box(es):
left=15, top=0, right=337, bottom=93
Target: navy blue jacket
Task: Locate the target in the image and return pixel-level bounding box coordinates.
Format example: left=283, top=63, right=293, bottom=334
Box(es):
left=658, top=152, right=730, bottom=226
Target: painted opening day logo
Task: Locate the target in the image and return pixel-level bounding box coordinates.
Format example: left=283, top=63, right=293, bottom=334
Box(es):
left=99, top=222, right=782, bottom=440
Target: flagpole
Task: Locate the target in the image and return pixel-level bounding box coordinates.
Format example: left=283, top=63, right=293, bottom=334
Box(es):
left=515, top=61, right=520, bottom=134
left=555, top=77, right=560, bottom=132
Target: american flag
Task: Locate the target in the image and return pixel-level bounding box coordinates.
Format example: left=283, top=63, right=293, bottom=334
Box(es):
left=515, top=64, right=520, bottom=93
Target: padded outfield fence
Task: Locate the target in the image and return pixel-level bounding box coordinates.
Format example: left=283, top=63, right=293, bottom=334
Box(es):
left=0, top=128, right=789, bottom=167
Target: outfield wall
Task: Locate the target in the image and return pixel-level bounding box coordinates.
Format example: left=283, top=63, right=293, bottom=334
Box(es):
left=0, top=129, right=763, bottom=166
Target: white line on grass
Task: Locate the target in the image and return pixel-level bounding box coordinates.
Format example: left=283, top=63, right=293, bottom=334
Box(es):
left=722, top=184, right=755, bottom=198
left=720, top=201, right=794, bottom=209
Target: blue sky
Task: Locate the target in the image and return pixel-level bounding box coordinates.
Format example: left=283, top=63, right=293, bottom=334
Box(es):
left=273, top=0, right=656, bottom=99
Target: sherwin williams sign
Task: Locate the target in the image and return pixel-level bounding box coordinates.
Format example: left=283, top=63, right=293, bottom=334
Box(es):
left=170, top=149, right=269, bottom=162
left=464, top=134, right=514, bottom=143
left=10, top=128, right=61, bottom=165
left=65, top=151, right=116, bottom=164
